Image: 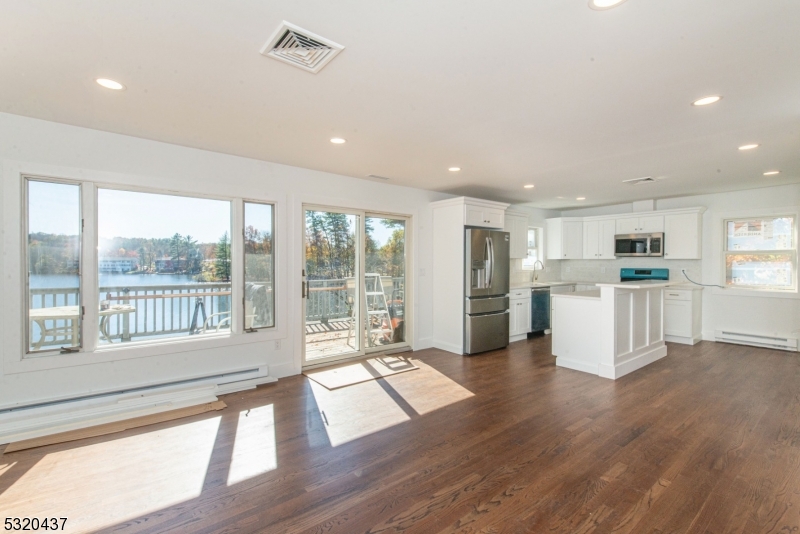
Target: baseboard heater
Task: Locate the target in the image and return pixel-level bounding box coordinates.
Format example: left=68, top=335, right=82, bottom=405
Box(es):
left=0, top=367, right=275, bottom=445
left=715, top=330, right=798, bottom=352
left=0, top=367, right=261, bottom=416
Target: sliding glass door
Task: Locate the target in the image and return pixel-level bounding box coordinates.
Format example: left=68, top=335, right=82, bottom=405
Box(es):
left=303, top=207, right=408, bottom=366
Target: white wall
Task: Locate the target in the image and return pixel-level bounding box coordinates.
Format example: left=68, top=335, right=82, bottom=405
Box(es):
left=554, top=185, right=800, bottom=341
left=0, top=113, right=451, bottom=408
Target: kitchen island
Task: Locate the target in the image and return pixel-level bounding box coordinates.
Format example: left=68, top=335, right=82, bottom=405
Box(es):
left=551, top=280, right=671, bottom=379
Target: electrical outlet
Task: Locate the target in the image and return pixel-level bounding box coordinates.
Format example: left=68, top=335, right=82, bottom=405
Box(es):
left=545, top=266, right=550, bottom=272
left=419, top=268, right=426, bottom=277
left=274, top=339, right=281, bottom=350
left=600, top=267, right=606, bottom=274
left=565, top=266, right=571, bottom=273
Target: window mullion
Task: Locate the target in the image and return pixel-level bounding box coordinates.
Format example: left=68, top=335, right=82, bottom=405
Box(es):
left=82, top=182, right=99, bottom=352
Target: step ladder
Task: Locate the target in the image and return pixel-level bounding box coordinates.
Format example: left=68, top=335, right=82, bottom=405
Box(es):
left=347, top=273, right=394, bottom=347
left=365, top=273, right=394, bottom=346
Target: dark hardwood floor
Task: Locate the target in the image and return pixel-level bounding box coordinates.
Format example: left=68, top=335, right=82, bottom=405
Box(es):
left=2, top=336, right=800, bottom=533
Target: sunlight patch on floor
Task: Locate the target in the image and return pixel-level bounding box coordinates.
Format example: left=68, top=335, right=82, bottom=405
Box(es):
left=227, top=404, right=277, bottom=486
left=0, top=416, right=220, bottom=533
left=309, top=359, right=474, bottom=446
left=310, top=379, right=411, bottom=446
left=383, top=360, right=474, bottom=415
left=0, top=461, right=16, bottom=479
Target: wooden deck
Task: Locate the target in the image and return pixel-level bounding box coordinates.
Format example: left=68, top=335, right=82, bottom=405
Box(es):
left=2, top=336, right=800, bottom=533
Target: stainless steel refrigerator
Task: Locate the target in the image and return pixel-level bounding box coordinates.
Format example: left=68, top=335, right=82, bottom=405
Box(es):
left=464, top=228, right=510, bottom=354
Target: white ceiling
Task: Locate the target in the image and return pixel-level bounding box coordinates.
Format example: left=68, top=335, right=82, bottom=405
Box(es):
left=1, top=0, right=798, bottom=209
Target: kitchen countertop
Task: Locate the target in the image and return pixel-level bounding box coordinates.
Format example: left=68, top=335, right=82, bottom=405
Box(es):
left=510, top=281, right=595, bottom=289
left=510, top=281, right=705, bottom=290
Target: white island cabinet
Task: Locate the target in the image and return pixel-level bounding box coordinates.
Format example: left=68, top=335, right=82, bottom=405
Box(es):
left=551, top=281, right=669, bottom=380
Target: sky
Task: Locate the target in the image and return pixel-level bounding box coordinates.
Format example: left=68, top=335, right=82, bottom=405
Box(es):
left=98, top=189, right=232, bottom=243
left=29, top=180, right=398, bottom=246
left=28, top=182, right=234, bottom=242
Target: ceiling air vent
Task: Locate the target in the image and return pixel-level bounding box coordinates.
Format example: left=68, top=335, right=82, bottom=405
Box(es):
left=260, top=21, right=344, bottom=74
left=622, top=176, right=664, bottom=185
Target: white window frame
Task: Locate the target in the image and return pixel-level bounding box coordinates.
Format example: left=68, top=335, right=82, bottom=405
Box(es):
left=5, top=169, right=282, bottom=375
left=243, top=199, right=276, bottom=331
left=721, top=214, right=797, bottom=293
left=521, top=226, right=544, bottom=271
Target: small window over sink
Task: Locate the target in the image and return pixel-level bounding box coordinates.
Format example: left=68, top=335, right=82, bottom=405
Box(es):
left=522, top=227, right=543, bottom=270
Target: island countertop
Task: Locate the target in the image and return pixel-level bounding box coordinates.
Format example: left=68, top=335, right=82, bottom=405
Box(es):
left=550, top=289, right=601, bottom=300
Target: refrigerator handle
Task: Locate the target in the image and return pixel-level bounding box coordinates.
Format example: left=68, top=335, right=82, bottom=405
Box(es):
left=486, top=237, right=494, bottom=287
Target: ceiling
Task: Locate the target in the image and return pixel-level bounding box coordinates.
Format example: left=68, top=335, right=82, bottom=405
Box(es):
left=1, top=0, right=798, bottom=209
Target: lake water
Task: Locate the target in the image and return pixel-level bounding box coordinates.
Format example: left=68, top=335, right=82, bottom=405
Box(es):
left=30, top=273, right=200, bottom=288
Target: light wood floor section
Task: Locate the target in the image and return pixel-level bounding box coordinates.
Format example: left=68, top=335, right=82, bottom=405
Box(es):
left=2, top=336, right=800, bottom=533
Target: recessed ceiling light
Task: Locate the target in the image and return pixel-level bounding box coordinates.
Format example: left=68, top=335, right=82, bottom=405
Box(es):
left=523, top=184, right=534, bottom=189
left=95, top=78, right=125, bottom=90
left=738, top=144, right=759, bottom=150
left=692, top=95, right=722, bottom=106
left=576, top=197, right=586, bottom=200
left=589, top=0, right=627, bottom=10
left=763, top=170, right=780, bottom=176
left=448, top=167, right=461, bottom=172
left=330, top=138, right=346, bottom=144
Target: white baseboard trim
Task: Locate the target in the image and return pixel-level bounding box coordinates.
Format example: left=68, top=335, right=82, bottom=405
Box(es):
left=610, top=344, right=668, bottom=379
left=415, top=337, right=434, bottom=350
left=509, top=334, right=528, bottom=343
left=432, top=340, right=463, bottom=355
left=665, top=334, right=702, bottom=345
left=556, top=357, right=599, bottom=376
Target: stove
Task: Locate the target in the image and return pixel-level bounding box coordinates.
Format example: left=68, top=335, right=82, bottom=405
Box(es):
left=620, top=268, right=669, bottom=282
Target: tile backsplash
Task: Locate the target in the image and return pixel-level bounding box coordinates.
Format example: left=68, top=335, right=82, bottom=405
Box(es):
left=509, top=257, right=701, bottom=286
left=510, top=259, right=562, bottom=285
left=560, top=257, right=702, bottom=284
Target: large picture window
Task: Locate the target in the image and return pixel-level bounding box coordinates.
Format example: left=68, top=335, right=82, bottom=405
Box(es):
left=724, top=216, right=796, bottom=291
left=26, top=179, right=82, bottom=353
left=243, top=201, right=275, bottom=330
left=96, top=189, right=233, bottom=344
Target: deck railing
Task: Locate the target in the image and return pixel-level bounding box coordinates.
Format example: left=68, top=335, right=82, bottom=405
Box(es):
left=29, top=277, right=401, bottom=347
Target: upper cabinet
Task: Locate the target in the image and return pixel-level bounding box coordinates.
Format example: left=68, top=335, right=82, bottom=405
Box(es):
left=547, top=207, right=705, bottom=261
left=504, top=211, right=530, bottom=259
left=464, top=203, right=505, bottom=229
left=664, top=212, right=702, bottom=259
left=546, top=218, right=583, bottom=260
left=616, top=215, right=664, bottom=234
left=583, top=218, right=616, bottom=260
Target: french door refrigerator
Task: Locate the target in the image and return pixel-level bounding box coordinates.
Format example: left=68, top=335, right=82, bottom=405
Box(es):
left=464, top=228, right=510, bottom=354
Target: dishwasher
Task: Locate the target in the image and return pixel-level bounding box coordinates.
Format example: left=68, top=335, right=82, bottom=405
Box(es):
left=530, top=287, right=551, bottom=333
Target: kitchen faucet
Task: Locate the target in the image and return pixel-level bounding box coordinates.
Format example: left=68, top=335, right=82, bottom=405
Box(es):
left=532, top=260, right=544, bottom=281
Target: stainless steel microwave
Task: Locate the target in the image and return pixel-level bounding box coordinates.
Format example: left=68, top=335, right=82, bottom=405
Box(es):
left=614, top=233, right=664, bottom=257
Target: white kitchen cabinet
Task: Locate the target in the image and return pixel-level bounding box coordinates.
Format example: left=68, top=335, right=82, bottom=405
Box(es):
left=664, top=212, right=702, bottom=259
left=616, top=215, right=664, bottom=234
left=509, top=292, right=531, bottom=342
left=465, top=204, right=505, bottom=229
left=664, top=287, right=703, bottom=344
left=582, top=218, right=616, bottom=259
left=504, top=212, right=530, bottom=259
left=546, top=218, right=583, bottom=260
